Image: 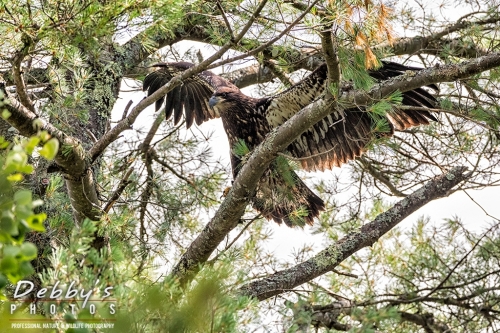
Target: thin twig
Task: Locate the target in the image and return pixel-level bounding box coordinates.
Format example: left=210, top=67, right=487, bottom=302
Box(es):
left=121, top=100, right=133, bottom=120
left=464, top=190, right=500, bottom=222
left=103, top=167, right=134, bottom=213
left=207, top=215, right=261, bottom=265
left=216, top=1, right=234, bottom=40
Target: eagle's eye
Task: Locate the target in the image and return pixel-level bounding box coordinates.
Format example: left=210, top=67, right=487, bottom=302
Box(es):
left=221, top=92, right=228, bottom=98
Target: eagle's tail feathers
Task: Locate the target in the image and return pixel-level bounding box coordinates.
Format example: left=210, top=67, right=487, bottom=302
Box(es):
left=253, top=170, right=325, bottom=227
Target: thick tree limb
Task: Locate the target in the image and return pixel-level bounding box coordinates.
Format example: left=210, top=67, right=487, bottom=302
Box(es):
left=239, top=166, right=470, bottom=301
left=11, top=34, right=37, bottom=114
left=221, top=64, right=277, bottom=88
left=0, top=83, right=101, bottom=223
left=169, top=52, right=500, bottom=288
left=382, top=14, right=500, bottom=57
left=387, top=36, right=489, bottom=58
left=399, top=311, right=453, bottom=333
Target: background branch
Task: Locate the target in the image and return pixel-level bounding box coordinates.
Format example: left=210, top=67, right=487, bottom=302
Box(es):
left=239, top=167, right=470, bottom=300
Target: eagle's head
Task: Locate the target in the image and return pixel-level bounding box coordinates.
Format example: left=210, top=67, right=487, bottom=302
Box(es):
left=209, top=87, right=241, bottom=112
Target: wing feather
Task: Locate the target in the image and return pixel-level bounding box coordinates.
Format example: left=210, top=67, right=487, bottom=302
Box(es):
left=172, top=86, right=184, bottom=125
left=163, top=87, right=176, bottom=120
left=264, top=64, right=328, bottom=128
left=143, top=62, right=231, bottom=128
left=267, top=62, right=438, bottom=171
left=191, top=83, right=213, bottom=124
left=183, top=85, right=196, bottom=128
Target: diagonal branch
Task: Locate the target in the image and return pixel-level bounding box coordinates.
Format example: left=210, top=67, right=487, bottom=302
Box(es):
left=377, top=14, right=500, bottom=57
left=89, top=1, right=271, bottom=163
left=238, top=166, right=470, bottom=301
left=11, top=34, right=37, bottom=114
left=169, top=51, right=500, bottom=288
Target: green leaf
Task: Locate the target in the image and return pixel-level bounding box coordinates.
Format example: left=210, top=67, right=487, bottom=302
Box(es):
left=18, top=165, right=34, bottom=174
left=0, top=137, right=9, bottom=149
left=0, top=213, right=18, bottom=235
left=18, top=261, right=34, bottom=277
left=39, top=131, right=51, bottom=142
left=14, top=190, right=32, bottom=206
left=0, top=256, right=18, bottom=273
left=233, top=139, right=250, bottom=157
left=64, top=312, right=77, bottom=323
left=6, top=173, right=23, bottom=182
left=32, top=118, right=43, bottom=130
left=0, top=274, right=8, bottom=289
left=14, top=205, right=32, bottom=220
left=39, top=138, right=59, bottom=160
left=1, top=110, right=11, bottom=120
left=3, top=245, right=21, bottom=257
left=25, top=137, right=40, bottom=155
left=25, top=213, right=47, bottom=232
left=20, top=242, right=37, bottom=260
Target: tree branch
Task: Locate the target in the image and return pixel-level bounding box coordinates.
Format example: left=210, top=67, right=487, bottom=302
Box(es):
left=11, top=33, right=37, bottom=113
left=90, top=1, right=272, bottom=163
left=358, top=157, right=406, bottom=197
left=320, top=27, right=340, bottom=98
left=399, top=311, right=453, bottom=333
left=346, top=52, right=500, bottom=107
left=220, top=64, right=277, bottom=88
left=377, top=14, right=499, bottom=57
left=238, top=166, right=470, bottom=300
left=169, top=52, right=500, bottom=287
left=0, top=83, right=101, bottom=225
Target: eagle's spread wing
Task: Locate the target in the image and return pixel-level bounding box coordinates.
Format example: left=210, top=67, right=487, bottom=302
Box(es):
left=262, top=61, right=437, bottom=171
left=143, top=62, right=235, bottom=128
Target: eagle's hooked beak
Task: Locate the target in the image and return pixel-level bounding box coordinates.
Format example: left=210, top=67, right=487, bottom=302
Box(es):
left=209, top=96, right=221, bottom=109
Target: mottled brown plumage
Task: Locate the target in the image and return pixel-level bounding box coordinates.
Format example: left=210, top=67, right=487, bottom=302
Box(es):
left=143, top=61, right=437, bottom=226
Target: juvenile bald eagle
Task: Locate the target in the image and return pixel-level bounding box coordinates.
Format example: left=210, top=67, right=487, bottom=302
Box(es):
left=143, top=61, right=436, bottom=226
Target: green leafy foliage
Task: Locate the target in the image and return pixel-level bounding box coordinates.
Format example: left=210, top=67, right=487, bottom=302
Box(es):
left=0, top=130, right=59, bottom=293
left=112, top=263, right=256, bottom=333
left=25, top=219, right=118, bottom=328
left=274, top=155, right=298, bottom=187
left=338, top=49, right=377, bottom=90
left=233, top=138, right=251, bottom=157
left=365, top=90, right=403, bottom=140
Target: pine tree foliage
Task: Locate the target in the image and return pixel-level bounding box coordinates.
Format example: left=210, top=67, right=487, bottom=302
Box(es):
left=0, top=0, right=499, bottom=332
